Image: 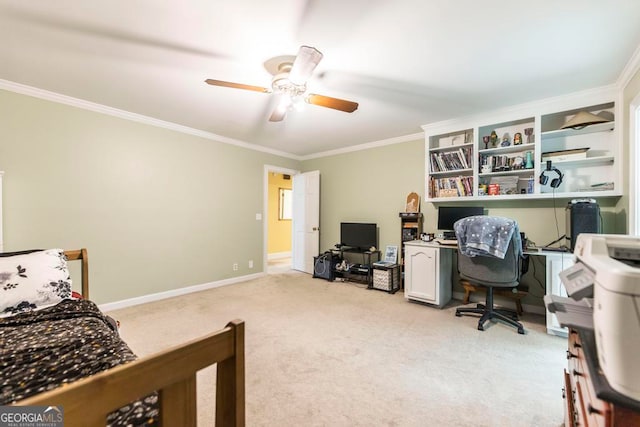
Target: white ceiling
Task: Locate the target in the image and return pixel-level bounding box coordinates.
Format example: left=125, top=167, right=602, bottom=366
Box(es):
left=1, top=0, right=640, bottom=157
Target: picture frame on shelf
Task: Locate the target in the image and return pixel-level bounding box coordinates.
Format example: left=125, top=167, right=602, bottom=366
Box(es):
left=384, top=245, right=398, bottom=264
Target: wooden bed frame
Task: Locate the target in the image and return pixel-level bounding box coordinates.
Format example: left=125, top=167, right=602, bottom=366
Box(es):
left=13, top=249, right=245, bottom=427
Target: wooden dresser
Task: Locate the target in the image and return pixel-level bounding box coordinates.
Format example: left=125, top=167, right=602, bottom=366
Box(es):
left=564, top=328, right=640, bottom=426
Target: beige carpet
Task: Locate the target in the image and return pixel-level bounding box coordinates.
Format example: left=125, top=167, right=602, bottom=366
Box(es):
left=107, top=271, right=566, bottom=427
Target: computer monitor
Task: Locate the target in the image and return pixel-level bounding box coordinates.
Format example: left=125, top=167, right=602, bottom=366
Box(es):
left=437, top=206, right=484, bottom=231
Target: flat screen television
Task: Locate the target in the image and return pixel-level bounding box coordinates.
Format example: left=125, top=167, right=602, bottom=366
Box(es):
left=340, top=222, right=377, bottom=250
left=437, top=206, right=484, bottom=231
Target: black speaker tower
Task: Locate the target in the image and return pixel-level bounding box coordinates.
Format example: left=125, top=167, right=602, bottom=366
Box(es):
left=566, top=199, right=601, bottom=251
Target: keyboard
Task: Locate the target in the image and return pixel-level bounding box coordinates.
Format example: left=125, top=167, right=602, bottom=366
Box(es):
left=435, top=238, right=458, bottom=245
left=537, top=246, right=569, bottom=252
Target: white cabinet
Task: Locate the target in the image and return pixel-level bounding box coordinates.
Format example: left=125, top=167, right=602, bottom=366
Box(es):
left=404, top=241, right=452, bottom=307
left=422, top=88, right=621, bottom=202
left=545, top=252, right=575, bottom=337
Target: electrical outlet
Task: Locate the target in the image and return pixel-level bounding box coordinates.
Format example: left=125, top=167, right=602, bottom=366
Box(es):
left=248, top=260, right=253, bottom=268
left=233, top=263, right=238, bottom=271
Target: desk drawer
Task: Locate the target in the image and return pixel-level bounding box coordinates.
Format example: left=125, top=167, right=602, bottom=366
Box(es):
left=569, top=329, right=612, bottom=427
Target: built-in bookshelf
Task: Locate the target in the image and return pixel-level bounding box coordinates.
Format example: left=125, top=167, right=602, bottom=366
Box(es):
left=426, top=129, right=474, bottom=198
left=422, top=90, right=621, bottom=202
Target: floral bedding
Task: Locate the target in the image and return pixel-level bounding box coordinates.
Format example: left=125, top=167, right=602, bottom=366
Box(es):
left=0, top=299, right=158, bottom=426
left=0, top=249, right=73, bottom=317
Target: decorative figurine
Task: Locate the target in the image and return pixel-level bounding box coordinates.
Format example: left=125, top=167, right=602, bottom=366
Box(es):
left=525, top=151, right=534, bottom=169
left=513, top=132, right=523, bottom=145
left=490, top=130, right=498, bottom=147
left=482, top=135, right=490, bottom=149
left=512, top=156, right=524, bottom=169
left=405, top=192, right=419, bottom=213
left=524, top=127, right=534, bottom=144
left=501, top=133, right=511, bottom=147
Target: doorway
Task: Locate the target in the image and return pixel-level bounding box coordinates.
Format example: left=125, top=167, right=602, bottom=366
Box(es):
left=264, top=165, right=298, bottom=274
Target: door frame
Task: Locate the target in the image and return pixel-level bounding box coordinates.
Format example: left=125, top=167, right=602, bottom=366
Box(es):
left=263, top=165, right=300, bottom=273
left=630, top=92, right=640, bottom=235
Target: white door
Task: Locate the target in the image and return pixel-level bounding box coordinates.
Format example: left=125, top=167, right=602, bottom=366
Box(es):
left=292, top=170, right=320, bottom=273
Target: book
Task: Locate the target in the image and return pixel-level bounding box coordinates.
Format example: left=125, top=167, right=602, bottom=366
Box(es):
left=541, top=148, right=589, bottom=163
left=373, top=261, right=396, bottom=267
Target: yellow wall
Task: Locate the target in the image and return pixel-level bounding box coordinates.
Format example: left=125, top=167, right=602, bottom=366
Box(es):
left=268, top=173, right=292, bottom=255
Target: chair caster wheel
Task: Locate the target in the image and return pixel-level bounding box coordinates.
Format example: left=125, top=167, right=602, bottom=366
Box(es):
left=518, top=328, right=525, bottom=335
left=455, top=312, right=462, bottom=317
left=477, top=324, right=484, bottom=331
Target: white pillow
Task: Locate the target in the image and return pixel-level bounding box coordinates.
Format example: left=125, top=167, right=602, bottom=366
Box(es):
left=0, top=249, right=73, bottom=317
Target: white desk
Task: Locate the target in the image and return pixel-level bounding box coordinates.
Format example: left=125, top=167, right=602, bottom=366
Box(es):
left=403, top=240, right=573, bottom=336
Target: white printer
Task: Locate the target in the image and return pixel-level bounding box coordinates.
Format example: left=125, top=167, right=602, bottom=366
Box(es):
left=566, top=234, right=640, bottom=401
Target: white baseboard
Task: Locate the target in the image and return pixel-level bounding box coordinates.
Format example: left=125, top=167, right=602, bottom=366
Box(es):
left=100, top=272, right=266, bottom=313
left=268, top=251, right=291, bottom=260
left=451, top=291, right=546, bottom=316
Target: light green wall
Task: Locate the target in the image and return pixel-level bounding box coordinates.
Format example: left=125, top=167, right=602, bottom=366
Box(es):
left=301, top=142, right=619, bottom=253
left=617, top=66, right=640, bottom=232
left=0, top=89, right=299, bottom=304
left=302, top=140, right=425, bottom=252
left=3, top=65, right=637, bottom=307
left=301, top=136, right=621, bottom=308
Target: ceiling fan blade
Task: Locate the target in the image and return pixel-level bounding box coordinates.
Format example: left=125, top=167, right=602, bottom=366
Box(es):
left=205, top=79, right=270, bottom=93
left=269, top=94, right=289, bottom=122
left=306, top=94, right=359, bottom=113
left=269, top=108, right=287, bottom=122
left=288, top=45, right=323, bottom=85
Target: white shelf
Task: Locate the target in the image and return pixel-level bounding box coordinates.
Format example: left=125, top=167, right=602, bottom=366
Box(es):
left=428, top=142, right=474, bottom=153
left=478, top=143, right=535, bottom=155
left=541, top=121, right=614, bottom=140
left=430, top=189, right=621, bottom=203
left=541, top=155, right=614, bottom=168
left=479, top=169, right=535, bottom=177
left=430, top=168, right=473, bottom=176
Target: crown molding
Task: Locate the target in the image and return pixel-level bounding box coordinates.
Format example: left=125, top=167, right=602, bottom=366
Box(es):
left=617, top=42, right=640, bottom=90
left=0, top=79, right=301, bottom=160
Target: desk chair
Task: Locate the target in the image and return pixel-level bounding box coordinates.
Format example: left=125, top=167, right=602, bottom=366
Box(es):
left=454, top=216, right=525, bottom=334
left=460, top=280, right=529, bottom=315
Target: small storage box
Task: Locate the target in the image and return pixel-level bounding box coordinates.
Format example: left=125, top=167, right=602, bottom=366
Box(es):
left=372, top=265, right=400, bottom=293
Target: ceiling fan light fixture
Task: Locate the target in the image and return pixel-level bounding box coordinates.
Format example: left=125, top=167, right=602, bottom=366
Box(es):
left=271, top=73, right=306, bottom=96
left=205, top=45, right=358, bottom=121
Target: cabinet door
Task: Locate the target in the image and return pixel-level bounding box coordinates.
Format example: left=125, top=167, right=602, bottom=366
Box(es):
left=546, top=253, right=574, bottom=335
left=405, top=246, right=438, bottom=303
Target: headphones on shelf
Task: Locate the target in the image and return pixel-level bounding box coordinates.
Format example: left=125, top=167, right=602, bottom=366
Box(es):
left=539, top=160, right=563, bottom=188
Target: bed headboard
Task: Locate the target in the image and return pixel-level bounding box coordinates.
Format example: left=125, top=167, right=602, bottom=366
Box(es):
left=64, top=248, right=89, bottom=300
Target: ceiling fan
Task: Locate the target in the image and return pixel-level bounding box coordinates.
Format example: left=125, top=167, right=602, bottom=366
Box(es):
left=205, top=45, right=358, bottom=122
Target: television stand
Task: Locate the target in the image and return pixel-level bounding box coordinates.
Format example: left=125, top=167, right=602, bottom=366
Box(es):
left=330, top=247, right=381, bottom=285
